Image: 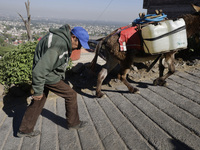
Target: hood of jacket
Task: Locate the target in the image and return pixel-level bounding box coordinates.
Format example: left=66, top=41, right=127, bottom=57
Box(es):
left=49, top=24, right=72, bottom=54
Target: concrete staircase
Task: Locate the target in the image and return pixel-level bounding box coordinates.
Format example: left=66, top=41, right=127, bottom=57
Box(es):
left=0, top=67, right=200, bottom=150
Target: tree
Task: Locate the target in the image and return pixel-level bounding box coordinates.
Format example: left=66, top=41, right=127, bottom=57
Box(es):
left=18, top=0, right=32, bottom=41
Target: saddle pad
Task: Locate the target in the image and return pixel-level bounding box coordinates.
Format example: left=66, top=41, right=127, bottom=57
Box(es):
left=119, top=26, right=142, bottom=51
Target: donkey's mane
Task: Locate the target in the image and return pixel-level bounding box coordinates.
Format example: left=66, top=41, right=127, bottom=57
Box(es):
left=182, top=13, right=200, bottom=38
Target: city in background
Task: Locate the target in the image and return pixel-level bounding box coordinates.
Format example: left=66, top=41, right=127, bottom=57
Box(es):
left=0, top=15, right=129, bottom=46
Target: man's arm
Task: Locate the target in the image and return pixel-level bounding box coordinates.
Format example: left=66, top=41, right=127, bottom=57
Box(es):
left=32, top=49, right=59, bottom=97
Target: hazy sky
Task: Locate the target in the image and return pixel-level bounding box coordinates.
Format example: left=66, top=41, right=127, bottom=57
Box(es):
left=0, top=0, right=147, bottom=23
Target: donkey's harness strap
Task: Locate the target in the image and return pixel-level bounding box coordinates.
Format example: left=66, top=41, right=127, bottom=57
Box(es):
left=146, top=54, right=162, bottom=72
left=143, top=25, right=186, bottom=41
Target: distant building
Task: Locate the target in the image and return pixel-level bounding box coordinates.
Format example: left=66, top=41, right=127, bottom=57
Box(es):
left=143, top=0, right=200, bottom=19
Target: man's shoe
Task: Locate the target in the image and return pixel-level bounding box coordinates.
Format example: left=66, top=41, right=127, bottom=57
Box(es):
left=17, top=130, right=41, bottom=138
left=68, top=121, right=88, bottom=130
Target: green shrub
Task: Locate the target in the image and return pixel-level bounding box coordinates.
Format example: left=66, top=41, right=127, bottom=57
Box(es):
left=0, top=41, right=38, bottom=87
left=67, top=58, right=73, bottom=71
left=0, top=45, right=16, bottom=56
left=0, top=41, right=74, bottom=89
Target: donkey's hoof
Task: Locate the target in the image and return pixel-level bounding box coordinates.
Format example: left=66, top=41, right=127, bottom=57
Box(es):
left=162, top=81, right=167, bottom=87
left=159, top=80, right=167, bottom=86
left=153, top=80, right=158, bottom=86
left=130, top=87, right=140, bottom=94
left=153, top=79, right=167, bottom=86
left=134, top=88, right=140, bottom=94
left=96, top=92, right=105, bottom=98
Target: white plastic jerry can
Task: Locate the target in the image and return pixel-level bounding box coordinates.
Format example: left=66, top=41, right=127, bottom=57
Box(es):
left=165, top=18, right=188, bottom=50
left=142, top=21, right=170, bottom=54
left=142, top=18, right=187, bottom=54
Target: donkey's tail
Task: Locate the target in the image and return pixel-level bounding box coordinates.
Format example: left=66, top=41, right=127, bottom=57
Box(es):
left=90, top=40, right=104, bottom=71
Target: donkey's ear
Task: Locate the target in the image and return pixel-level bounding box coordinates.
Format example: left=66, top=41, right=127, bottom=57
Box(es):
left=192, top=4, right=200, bottom=12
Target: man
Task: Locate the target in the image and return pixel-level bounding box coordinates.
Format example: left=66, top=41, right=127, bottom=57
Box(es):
left=17, top=24, right=90, bottom=138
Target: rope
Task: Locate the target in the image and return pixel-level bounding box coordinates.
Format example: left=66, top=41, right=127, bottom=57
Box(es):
left=133, top=13, right=167, bottom=24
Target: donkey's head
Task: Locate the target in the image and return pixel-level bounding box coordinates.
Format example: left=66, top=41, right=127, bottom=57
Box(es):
left=183, top=4, right=200, bottom=38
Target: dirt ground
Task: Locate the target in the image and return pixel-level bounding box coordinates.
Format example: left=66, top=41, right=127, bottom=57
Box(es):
left=127, top=56, right=200, bottom=82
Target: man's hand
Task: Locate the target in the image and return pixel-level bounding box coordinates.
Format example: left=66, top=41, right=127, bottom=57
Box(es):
left=32, top=95, right=43, bottom=101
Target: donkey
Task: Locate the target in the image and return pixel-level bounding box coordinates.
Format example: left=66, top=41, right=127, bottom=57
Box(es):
left=91, top=4, right=200, bottom=98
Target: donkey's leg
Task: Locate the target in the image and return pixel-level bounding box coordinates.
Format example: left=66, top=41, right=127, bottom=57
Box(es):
left=118, top=68, right=140, bottom=93
left=153, top=52, right=175, bottom=86
left=159, top=56, right=165, bottom=77
left=96, top=57, right=118, bottom=98
left=118, top=61, right=140, bottom=94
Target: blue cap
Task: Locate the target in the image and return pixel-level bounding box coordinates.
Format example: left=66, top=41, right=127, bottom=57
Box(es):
left=71, top=27, right=90, bottom=49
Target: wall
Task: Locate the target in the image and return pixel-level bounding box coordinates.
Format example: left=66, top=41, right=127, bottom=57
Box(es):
left=143, top=0, right=200, bottom=19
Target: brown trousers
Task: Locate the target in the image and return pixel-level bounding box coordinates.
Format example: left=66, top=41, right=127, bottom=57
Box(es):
left=19, top=80, right=80, bottom=133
